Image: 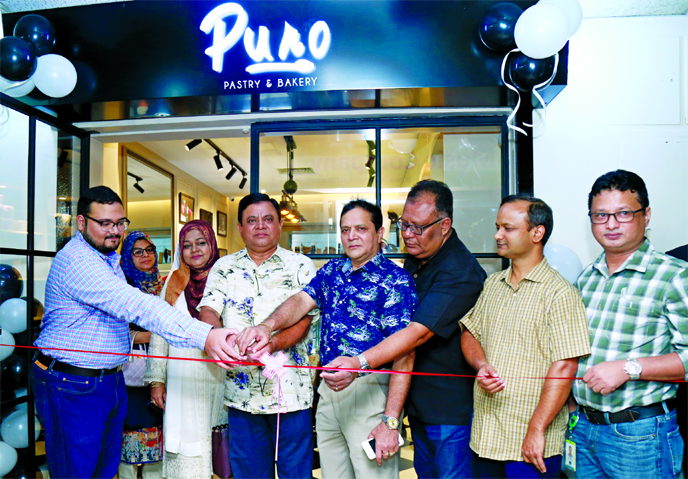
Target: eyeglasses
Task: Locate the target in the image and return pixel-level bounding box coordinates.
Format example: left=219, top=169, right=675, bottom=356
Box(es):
left=588, top=208, right=645, bottom=224
left=398, top=217, right=447, bottom=235
left=84, top=214, right=131, bottom=231
left=132, top=246, right=156, bottom=257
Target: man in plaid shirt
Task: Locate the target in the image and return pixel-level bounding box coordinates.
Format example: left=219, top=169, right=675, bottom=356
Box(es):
left=572, top=170, right=688, bottom=478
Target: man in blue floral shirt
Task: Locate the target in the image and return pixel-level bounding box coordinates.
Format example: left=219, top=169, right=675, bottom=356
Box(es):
left=237, top=199, right=418, bottom=479
left=199, top=193, right=318, bottom=479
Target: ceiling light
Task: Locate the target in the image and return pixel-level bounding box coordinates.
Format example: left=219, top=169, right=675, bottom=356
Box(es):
left=290, top=217, right=299, bottom=223
left=225, top=165, right=237, bottom=180
left=133, top=182, right=145, bottom=194
left=239, top=176, right=248, bottom=189
left=185, top=139, right=202, bottom=151
left=214, top=154, right=224, bottom=171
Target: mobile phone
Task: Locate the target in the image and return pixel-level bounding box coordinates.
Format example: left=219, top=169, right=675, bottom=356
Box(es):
left=362, top=433, right=404, bottom=460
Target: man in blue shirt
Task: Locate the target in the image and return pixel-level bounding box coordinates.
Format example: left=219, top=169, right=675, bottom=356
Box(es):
left=237, top=199, right=418, bottom=478
left=32, top=186, right=239, bottom=479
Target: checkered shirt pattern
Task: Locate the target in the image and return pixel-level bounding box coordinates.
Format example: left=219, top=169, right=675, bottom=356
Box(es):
left=573, top=239, right=688, bottom=412
left=461, top=259, right=590, bottom=461
left=35, top=232, right=211, bottom=369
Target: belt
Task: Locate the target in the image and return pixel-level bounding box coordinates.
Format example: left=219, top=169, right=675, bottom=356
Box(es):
left=35, top=352, right=122, bottom=377
left=581, top=400, right=675, bottom=425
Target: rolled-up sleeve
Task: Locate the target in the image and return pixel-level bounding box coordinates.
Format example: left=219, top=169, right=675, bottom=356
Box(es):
left=666, top=269, right=688, bottom=380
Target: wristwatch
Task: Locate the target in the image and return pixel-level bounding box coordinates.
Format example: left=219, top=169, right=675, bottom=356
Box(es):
left=624, top=358, right=642, bottom=380
left=382, top=414, right=399, bottom=430
left=357, top=353, right=370, bottom=377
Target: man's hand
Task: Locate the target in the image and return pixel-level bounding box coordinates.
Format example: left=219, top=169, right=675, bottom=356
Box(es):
left=476, top=364, right=504, bottom=393
left=150, top=383, right=166, bottom=410
left=247, top=341, right=274, bottom=361
left=204, top=327, right=243, bottom=370
left=320, top=356, right=358, bottom=392
left=369, top=422, right=399, bottom=467
left=521, top=426, right=547, bottom=473
left=582, top=359, right=628, bottom=395
left=235, top=325, right=271, bottom=356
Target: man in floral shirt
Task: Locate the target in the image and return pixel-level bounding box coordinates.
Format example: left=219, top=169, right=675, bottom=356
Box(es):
left=237, top=199, right=418, bottom=479
left=199, top=193, right=318, bottom=479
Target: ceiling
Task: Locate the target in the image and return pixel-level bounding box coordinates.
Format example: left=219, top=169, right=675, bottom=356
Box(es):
left=2, top=0, right=688, bottom=17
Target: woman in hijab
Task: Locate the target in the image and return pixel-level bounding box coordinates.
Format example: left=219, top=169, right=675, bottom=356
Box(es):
left=144, top=220, right=226, bottom=479
left=119, top=231, right=165, bottom=479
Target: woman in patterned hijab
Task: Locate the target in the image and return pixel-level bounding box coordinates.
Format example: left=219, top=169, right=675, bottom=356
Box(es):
left=120, top=231, right=165, bottom=296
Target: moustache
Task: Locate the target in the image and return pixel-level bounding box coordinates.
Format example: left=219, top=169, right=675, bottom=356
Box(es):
left=105, top=235, right=121, bottom=240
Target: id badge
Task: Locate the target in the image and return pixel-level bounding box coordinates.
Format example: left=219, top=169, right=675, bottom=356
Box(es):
left=564, top=438, right=576, bottom=471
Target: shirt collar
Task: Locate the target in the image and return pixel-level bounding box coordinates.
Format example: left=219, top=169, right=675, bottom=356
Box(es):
left=499, top=257, right=551, bottom=288
left=75, top=231, right=121, bottom=267
left=342, top=250, right=385, bottom=276
left=236, top=245, right=287, bottom=266
left=592, top=237, right=653, bottom=277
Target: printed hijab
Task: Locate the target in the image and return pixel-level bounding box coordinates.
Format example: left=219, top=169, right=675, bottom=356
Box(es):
left=120, top=231, right=165, bottom=296
left=164, top=220, right=220, bottom=319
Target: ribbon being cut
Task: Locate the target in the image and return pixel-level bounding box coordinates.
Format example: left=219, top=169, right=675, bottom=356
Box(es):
left=259, top=350, right=289, bottom=462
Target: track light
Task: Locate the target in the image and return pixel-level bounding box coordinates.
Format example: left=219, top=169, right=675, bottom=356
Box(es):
left=225, top=165, right=238, bottom=180
left=133, top=182, right=145, bottom=194
left=214, top=153, right=224, bottom=171
left=185, top=139, right=202, bottom=151
left=239, top=175, right=247, bottom=189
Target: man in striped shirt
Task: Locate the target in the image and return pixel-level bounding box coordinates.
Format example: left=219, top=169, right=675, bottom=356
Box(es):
left=461, top=195, right=590, bottom=478
left=572, top=170, right=688, bottom=478
left=32, top=186, right=240, bottom=479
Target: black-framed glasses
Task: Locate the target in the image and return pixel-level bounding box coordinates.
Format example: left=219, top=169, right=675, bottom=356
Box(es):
left=84, top=214, right=131, bottom=231
left=588, top=208, right=645, bottom=224
left=132, top=246, right=156, bottom=257
left=398, top=217, right=448, bottom=235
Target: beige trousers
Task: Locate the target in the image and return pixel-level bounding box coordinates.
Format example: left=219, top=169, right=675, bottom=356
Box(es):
left=316, top=373, right=400, bottom=479
left=117, top=461, right=163, bottom=479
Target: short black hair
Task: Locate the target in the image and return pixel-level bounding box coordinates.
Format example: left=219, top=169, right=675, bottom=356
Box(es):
left=340, top=199, right=383, bottom=232
left=501, top=194, right=554, bottom=246
left=588, top=169, right=649, bottom=211
left=407, top=180, right=453, bottom=222
left=237, top=193, right=281, bottom=224
left=77, top=186, right=123, bottom=217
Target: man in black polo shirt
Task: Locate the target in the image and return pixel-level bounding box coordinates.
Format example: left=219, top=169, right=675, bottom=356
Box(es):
left=352, top=180, right=485, bottom=477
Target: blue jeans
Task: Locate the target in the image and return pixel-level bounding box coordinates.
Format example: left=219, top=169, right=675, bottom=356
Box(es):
left=572, top=405, right=684, bottom=478
left=409, top=415, right=472, bottom=478
left=227, top=407, right=313, bottom=479
left=473, top=454, right=563, bottom=478
left=31, top=361, right=127, bottom=479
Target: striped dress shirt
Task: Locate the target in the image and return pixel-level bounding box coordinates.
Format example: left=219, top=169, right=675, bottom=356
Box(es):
left=461, top=258, right=590, bottom=461
left=35, top=231, right=211, bottom=369
left=573, top=239, right=688, bottom=412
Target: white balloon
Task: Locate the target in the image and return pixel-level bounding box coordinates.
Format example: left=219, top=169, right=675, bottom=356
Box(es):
left=0, top=76, right=35, bottom=98
left=0, top=410, right=41, bottom=449
left=0, top=441, right=17, bottom=477
left=544, top=244, right=583, bottom=284
left=515, top=4, right=570, bottom=59
left=33, top=54, right=77, bottom=98
left=0, top=329, right=14, bottom=361
left=539, top=0, right=583, bottom=37
left=0, top=298, right=27, bottom=334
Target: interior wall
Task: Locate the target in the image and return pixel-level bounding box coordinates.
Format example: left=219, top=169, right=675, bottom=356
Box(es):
left=90, top=140, right=231, bottom=253
left=534, top=15, right=688, bottom=267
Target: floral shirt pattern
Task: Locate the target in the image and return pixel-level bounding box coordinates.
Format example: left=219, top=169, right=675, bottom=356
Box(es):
left=302, top=251, right=418, bottom=366
left=199, top=246, right=318, bottom=414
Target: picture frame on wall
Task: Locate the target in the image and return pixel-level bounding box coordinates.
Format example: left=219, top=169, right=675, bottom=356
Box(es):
left=200, top=208, right=213, bottom=227
left=217, top=211, right=228, bottom=237
left=179, top=193, right=194, bottom=224
left=218, top=248, right=228, bottom=257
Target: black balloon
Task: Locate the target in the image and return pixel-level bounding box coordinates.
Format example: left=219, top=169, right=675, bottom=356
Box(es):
left=20, top=297, right=44, bottom=320
left=5, top=461, right=40, bottom=479
left=508, top=53, right=557, bottom=92
left=479, top=3, right=523, bottom=53
left=0, top=265, right=23, bottom=304
left=0, top=383, right=16, bottom=403
left=1, top=353, right=29, bottom=389
left=13, top=14, right=57, bottom=56
left=0, top=37, right=37, bottom=82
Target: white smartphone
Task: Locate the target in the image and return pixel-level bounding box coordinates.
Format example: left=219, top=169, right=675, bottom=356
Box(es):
left=362, top=433, right=404, bottom=460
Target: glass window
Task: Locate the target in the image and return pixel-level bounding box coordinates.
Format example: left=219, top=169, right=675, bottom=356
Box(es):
left=258, top=129, right=376, bottom=254
left=380, top=126, right=502, bottom=254
left=0, top=108, right=30, bottom=249
left=34, top=122, right=81, bottom=252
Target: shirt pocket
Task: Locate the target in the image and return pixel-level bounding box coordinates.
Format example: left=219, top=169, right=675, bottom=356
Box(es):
left=613, top=296, right=662, bottom=351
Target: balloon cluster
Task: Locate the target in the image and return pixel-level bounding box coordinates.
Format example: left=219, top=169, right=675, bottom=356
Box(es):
left=479, top=0, right=582, bottom=133
left=0, top=14, right=77, bottom=98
